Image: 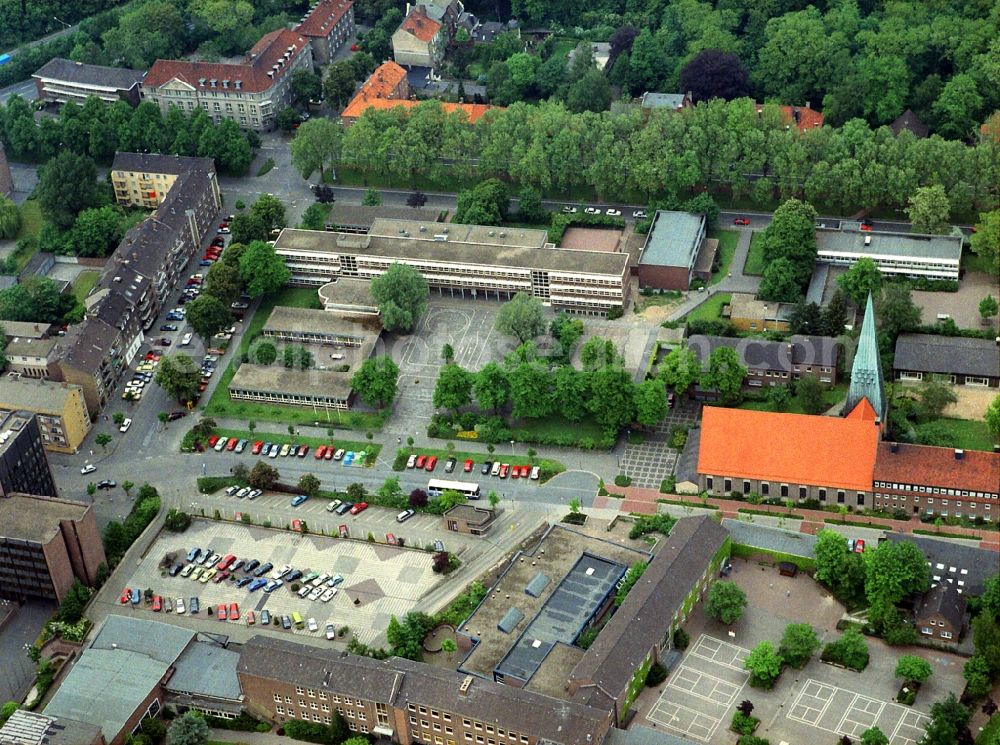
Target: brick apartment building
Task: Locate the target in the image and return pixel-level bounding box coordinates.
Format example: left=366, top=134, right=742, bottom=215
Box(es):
left=0, top=492, right=104, bottom=602
left=873, top=442, right=1000, bottom=522
left=237, top=636, right=612, bottom=745
left=688, top=334, right=840, bottom=391
left=392, top=5, right=446, bottom=69
left=274, top=220, right=629, bottom=315
left=142, top=29, right=313, bottom=131
left=295, top=0, right=355, bottom=65
left=914, top=584, right=966, bottom=642
left=50, top=153, right=220, bottom=414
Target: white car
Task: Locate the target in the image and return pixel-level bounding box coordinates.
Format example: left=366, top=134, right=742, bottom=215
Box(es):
left=320, top=588, right=337, bottom=602
left=584, top=207, right=602, bottom=214
left=491, top=462, right=501, bottom=476
left=326, top=499, right=342, bottom=513
left=406, top=454, right=417, bottom=468
left=297, top=585, right=311, bottom=598
left=179, top=333, right=193, bottom=346
left=180, top=564, right=195, bottom=577
left=272, top=564, right=291, bottom=579
left=313, top=573, right=331, bottom=587
left=118, top=417, right=132, bottom=433
left=247, top=489, right=262, bottom=500
left=632, top=209, right=648, bottom=218
left=236, top=487, right=251, bottom=498
left=225, top=485, right=239, bottom=496
left=214, top=437, right=228, bottom=452
left=307, top=587, right=323, bottom=601
left=81, top=464, right=97, bottom=475
left=307, top=617, right=318, bottom=632
left=176, top=597, right=185, bottom=614
left=561, top=206, right=577, bottom=214
left=530, top=465, right=540, bottom=480
left=325, top=623, right=336, bottom=640
left=606, top=208, right=622, bottom=216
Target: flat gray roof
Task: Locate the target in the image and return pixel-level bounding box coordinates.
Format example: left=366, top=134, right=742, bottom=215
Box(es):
left=276, top=228, right=630, bottom=277
left=318, top=278, right=378, bottom=310
left=4, top=337, right=57, bottom=358
left=0, top=494, right=89, bottom=544
left=229, top=364, right=353, bottom=399
left=328, top=205, right=441, bottom=229
left=0, top=377, right=81, bottom=414
left=263, top=306, right=382, bottom=338
left=816, top=225, right=963, bottom=262
left=496, top=553, right=626, bottom=683
left=639, top=211, right=705, bottom=268
left=641, top=92, right=686, bottom=109
left=370, top=218, right=549, bottom=249
left=166, top=641, right=242, bottom=701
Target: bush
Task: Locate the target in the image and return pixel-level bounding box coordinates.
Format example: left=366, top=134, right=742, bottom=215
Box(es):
left=731, top=711, right=759, bottom=735
left=577, top=626, right=599, bottom=649
left=738, top=737, right=770, bottom=745
left=629, top=513, right=677, bottom=539
left=646, top=662, right=668, bottom=686
left=164, top=509, right=191, bottom=532
left=673, top=627, right=690, bottom=650
left=204, top=712, right=267, bottom=732
left=614, top=474, right=632, bottom=487
left=821, top=629, right=869, bottom=671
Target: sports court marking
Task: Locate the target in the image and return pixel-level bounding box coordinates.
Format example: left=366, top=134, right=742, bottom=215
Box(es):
left=667, top=665, right=744, bottom=707
left=689, top=634, right=750, bottom=671
left=787, top=680, right=930, bottom=745
left=647, top=700, right=720, bottom=742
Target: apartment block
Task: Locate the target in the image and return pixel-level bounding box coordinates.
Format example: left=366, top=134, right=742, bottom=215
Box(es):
left=48, top=317, right=134, bottom=416
left=815, top=223, right=963, bottom=281
left=0, top=492, right=104, bottom=601
left=111, top=152, right=219, bottom=210
left=142, top=29, right=313, bottom=131
left=0, top=411, right=58, bottom=499
left=295, top=0, right=355, bottom=66
left=32, top=57, right=145, bottom=106
left=5, top=336, right=57, bottom=378
left=688, top=334, right=840, bottom=391
left=274, top=220, right=630, bottom=316
left=873, top=442, right=1000, bottom=522
left=237, top=636, right=612, bottom=745
left=0, top=377, right=91, bottom=454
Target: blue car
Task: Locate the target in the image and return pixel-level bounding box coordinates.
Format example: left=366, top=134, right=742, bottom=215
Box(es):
left=130, top=588, right=141, bottom=605
left=291, top=494, right=308, bottom=507
left=198, top=259, right=214, bottom=267
left=343, top=451, right=355, bottom=466
left=236, top=576, right=254, bottom=589
left=186, top=547, right=202, bottom=562
left=247, top=578, right=268, bottom=592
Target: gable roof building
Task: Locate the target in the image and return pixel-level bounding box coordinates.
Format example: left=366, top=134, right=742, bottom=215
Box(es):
left=697, top=404, right=880, bottom=502
left=890, top=109, right=929, bottom=138
left=688, top=334, right=840, bottom=388
left=755, top=102, right=823, bottom=133
left=893, top=334, right=1000, bottom=387
left=32, top=58, right=145, bottom=106
left=883, top=533, right=994, bottom=595
left=914, top=584, right=966, bottom=640
left=294, top=0, right=355, bottom=65
left=143, top=29, right=313, bottom=130
left=844, top=293, right=887, bottom=422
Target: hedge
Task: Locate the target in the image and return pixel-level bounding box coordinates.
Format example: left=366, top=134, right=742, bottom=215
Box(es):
left=730, top=543, right=816, bottom=572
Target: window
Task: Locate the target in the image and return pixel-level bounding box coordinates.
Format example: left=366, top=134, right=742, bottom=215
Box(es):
left=941, top=631, right=953, bottom=639
left=799, top=486, right=807, bottom=499
left=307, top=689, right=315, bottom=697
left=706, top=477, right=713, bottom=490
left=761, top=483, right=769, bottom=496
left=743, top=480, right=751, bottom=495
left=780, top=484, right=789, bottom=498
left=724, top=478, right=732, bottom=492
left=837, top=490, right=845, bottom=503
left=296, top=687, right=304, bottom=695
left=857, top=493, right=865, bottom=506
left=274, top=694, right=282, bottom=703
left=819, top=488, right=826, bottom=501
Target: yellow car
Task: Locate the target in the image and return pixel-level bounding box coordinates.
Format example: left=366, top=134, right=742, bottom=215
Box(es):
left=189, top=567, right=203, bottom=581
left=199, top=568, right=216, bottom=583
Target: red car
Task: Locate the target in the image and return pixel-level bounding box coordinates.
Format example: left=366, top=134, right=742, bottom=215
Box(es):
left=425, top=456, right=437, bottom=471
left=350, top=501, right=369, bottom=515
left=733, top=217, right=750, bottom=226
left=252, top=441, right=264, bottom=454
left=324, top=446, right=334, bottom=460
left=228, top=602, right=239, bottom=621
left=213, top=570, right=229, bottom=583
left=152, top=595, right=162, bottom=612
left=499, top=463, right=509, bottom=478
left=298, top=445, right=309, bottom=458
left=463, top=459, right=473, bottom=472
left=219, top=222, right=229, bottom=229
left=511, top=465, right=520, bottom=479
left=350, top=43, right=359, bottom=51
left=314, top=445, right=326, bottom=459
left=860, top=222, right=873, bottom=232
left=415, top=454, right=427, bottom=469
left=226, top=438, right=238, bottom=451
left=217, top=605, right=227, bottom=620
left=207, top=434, right=219, bottom=447
left=119, top=588, right=131, bottom=604
left=217, top=554, right=236, bottom=571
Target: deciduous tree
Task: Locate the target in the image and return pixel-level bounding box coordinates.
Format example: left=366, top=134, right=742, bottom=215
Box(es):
left=351, top=355, right=399, bottom=409
left=659, top=346, right=700, bottom=394
left=679, top=50, right=751, bottom=102
left=36, top=151, right=104, bottom=230
left=634, top=378, right=668, bottom=427
left=895, top=655, right=932, bottom=684
left=837, top=257, right=883, bottom=308
left=248, top=462, right=279, bottom=491
left=434, top=364, right=474, bottom=414
left=184, top=294, right=231, bottom=344
left=906, top=185, right=951, bottom=235
left=702, top=346, right=746, bottom=404
left=474, top=362, right=510, bottom=415
left=166, top=711, right=209, bottom=745
left=370, top=264, right=428, bottom=333
left=745, top=641, right=782, bottom=688
left=705, top=581, right=747, bottom=624
left=495, top=292, right=545, bottom=343
left=154, top=354, right=201, bottom=402
left=237, top=240, right=290, bottom=298
left=779, top=623, right=820, bottom=668
left=971, top=210, right=1000, bottom=274
left=290, top=118, right=342, bottom=181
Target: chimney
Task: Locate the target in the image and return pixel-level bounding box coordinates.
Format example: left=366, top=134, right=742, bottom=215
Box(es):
left=890, top=442, right=898, bottom=453
left=954, top=449, right=964, bottom=461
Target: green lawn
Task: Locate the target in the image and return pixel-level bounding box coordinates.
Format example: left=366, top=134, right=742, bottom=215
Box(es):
left=510, top=413, right=607, bottom=442
left=976, top=713, right=1000, bottom=745
left=201, top=287, right=387, bottom=431
left=709, top=229, right=738, bottom=286
left=16, top=199, right=43, bottom=240
left=931, top=418, right=996, bottom=452
left=744, top=232, right=766, bottom=276
left=70, top=270, right=100, bottom=303
left=737, top=383, right=848, bottom=415
left=684, top=292, right=731, bottom=323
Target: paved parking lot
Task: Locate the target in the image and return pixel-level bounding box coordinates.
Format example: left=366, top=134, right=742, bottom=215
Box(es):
left=124, top=518, right=444, bottom=644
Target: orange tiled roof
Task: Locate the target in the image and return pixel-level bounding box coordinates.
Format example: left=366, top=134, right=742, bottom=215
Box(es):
left=296, top=0, right=353, bottom=38
left=341, top=62, right=495, bottom=122
left=697, top=406, right=879, bottom=492
left=981, top=111, right=1000, bottom=142
left=756, top=102, right=824, bottom=133
left=144, top=28, right=309, bottom=94
left=875, top=442, right=999, bottom=494
left=399, top=6, right=442, bottom=43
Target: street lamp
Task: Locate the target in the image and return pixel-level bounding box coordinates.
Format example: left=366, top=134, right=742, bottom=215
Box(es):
left=52, top=15, right=71, bottom=28
left=509, top=439, right=515, bottom=455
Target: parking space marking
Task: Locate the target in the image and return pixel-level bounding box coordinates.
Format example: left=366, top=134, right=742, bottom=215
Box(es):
left=786, top=680, right=837, bottom=726
left=889, top=709, right=931, bottom=745
left=667, top=665, right=743, bottom=706
left=647, top=700, right=720, bottom=743
left=836, top=694, right=884, bottom=738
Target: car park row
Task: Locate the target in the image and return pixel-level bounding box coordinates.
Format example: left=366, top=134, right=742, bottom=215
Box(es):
left=405, top=453, right=539, bottom=480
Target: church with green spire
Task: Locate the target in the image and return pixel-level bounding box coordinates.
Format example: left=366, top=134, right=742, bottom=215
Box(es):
left=843, top=292, right=887, bottom=424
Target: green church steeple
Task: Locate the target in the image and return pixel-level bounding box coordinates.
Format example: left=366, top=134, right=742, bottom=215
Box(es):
left=844, top=292, right=887, bottom=421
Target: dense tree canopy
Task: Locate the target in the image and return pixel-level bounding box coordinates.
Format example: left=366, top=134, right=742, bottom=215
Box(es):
left=370, top=264, right=428, bottom=333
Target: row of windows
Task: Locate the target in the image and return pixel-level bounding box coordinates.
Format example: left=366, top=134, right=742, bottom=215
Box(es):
left=874, top=481, right=997, bottom=499
left=230, top=389, right=348, bottom=409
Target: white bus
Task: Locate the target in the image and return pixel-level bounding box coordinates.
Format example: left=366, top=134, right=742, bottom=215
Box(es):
left=427, top=479, right=481, bottom=499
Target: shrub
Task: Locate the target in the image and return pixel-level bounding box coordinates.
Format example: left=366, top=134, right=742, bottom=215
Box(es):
left=646, top=662, right=667, bottom=686
left=731, top=711, right=759, bottom=735
left=615, top=562, right=648, bottom=606
left=577, top=627, right=599, bottom=649
left=821, top=629, right=869, bottom=671
left=738, top=737, right=771, bottom=745
left=614, top=474, right=632, bottom=487
left=164, top=509, right=191, bottom=532
left=629, top=513, right=676, bottom=539
left=205, top=712, right=268, bottom=732
left=673, top=628, right=690, bottom=650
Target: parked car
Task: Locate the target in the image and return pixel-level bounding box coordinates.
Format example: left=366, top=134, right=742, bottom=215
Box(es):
left=464, top=459, right=474, bottom=472
left=176, top=597, right=185, bottom=614
left=335, top=501, right=353, bottom=515
left=81, top=463, right=97, bottom=475
left=499, top=463, right=509, bottom=478
left=733, top=217, right=750, bottom=226
left=326, top=499, right=342, bottom=513
left=606, top=208, right=622, bottom=216
left=244, top=559, right=260, bottom=573
left=152, top=595, right=162, bottom=612
left=260, top=609, right=271, bottom=625
left=350, top=502, right=368, bottom=515
left=633, top=209, right=648, bottom=218
left=415, top=454, right=427, bottom=469
left=228, top=602, right=239, bottom=620
left=291, top=494, right=309, bottom=507
left=281, top=615, right=292, bottom=629
left=254, top=561, right=273, bottom=577
left=189, top=596, right=200, bottom=614
left=481, top=461, right=492, bottom=475
left=333, top=448, right=345, bottom=460
left=445, top=457, right=456, bottom=473
left=584, top=207, right=602, bottom=214
left=247, top=578, right=268, bottom=592
left=119, top=588, right=131, bottom=604
left=315, top=445, right=326, bottom=459
left=396, top=509, right=415, bottom=523
left=160, top=324, right=178, bottom=332
left=406, top=454, right=417, bottom=468
left=326, top=623, right=337, bottom=640
left=327, top=575, right=344, bottom=587
left=530, top=465, right=540, bottom=480
left=425, top=456, right=437, bottom=471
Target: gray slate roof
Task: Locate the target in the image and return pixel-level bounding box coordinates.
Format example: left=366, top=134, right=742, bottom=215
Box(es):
left=569, top=516, right=728, bottom=706
left=111, top=152, right=214, bottom=176
left=639, top=211, right=705, bottom=269
left=883, top=533, right=995, bottom=594
left=606, top=725, right=700, bottom=745
left=915, top=584, right=966, bottom=629
left=33, top=58, right=145, bottom=90
left=674, top=426, right=701, bottom=487
left=893, top=333, right=1000, bottom=379
left=166, top=641, right=242, bottom=701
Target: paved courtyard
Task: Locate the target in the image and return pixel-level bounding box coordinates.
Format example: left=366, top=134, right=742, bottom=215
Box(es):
left=619, top=399, right=701, bottom=488
left=123, top=518, right=443, bottom=645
